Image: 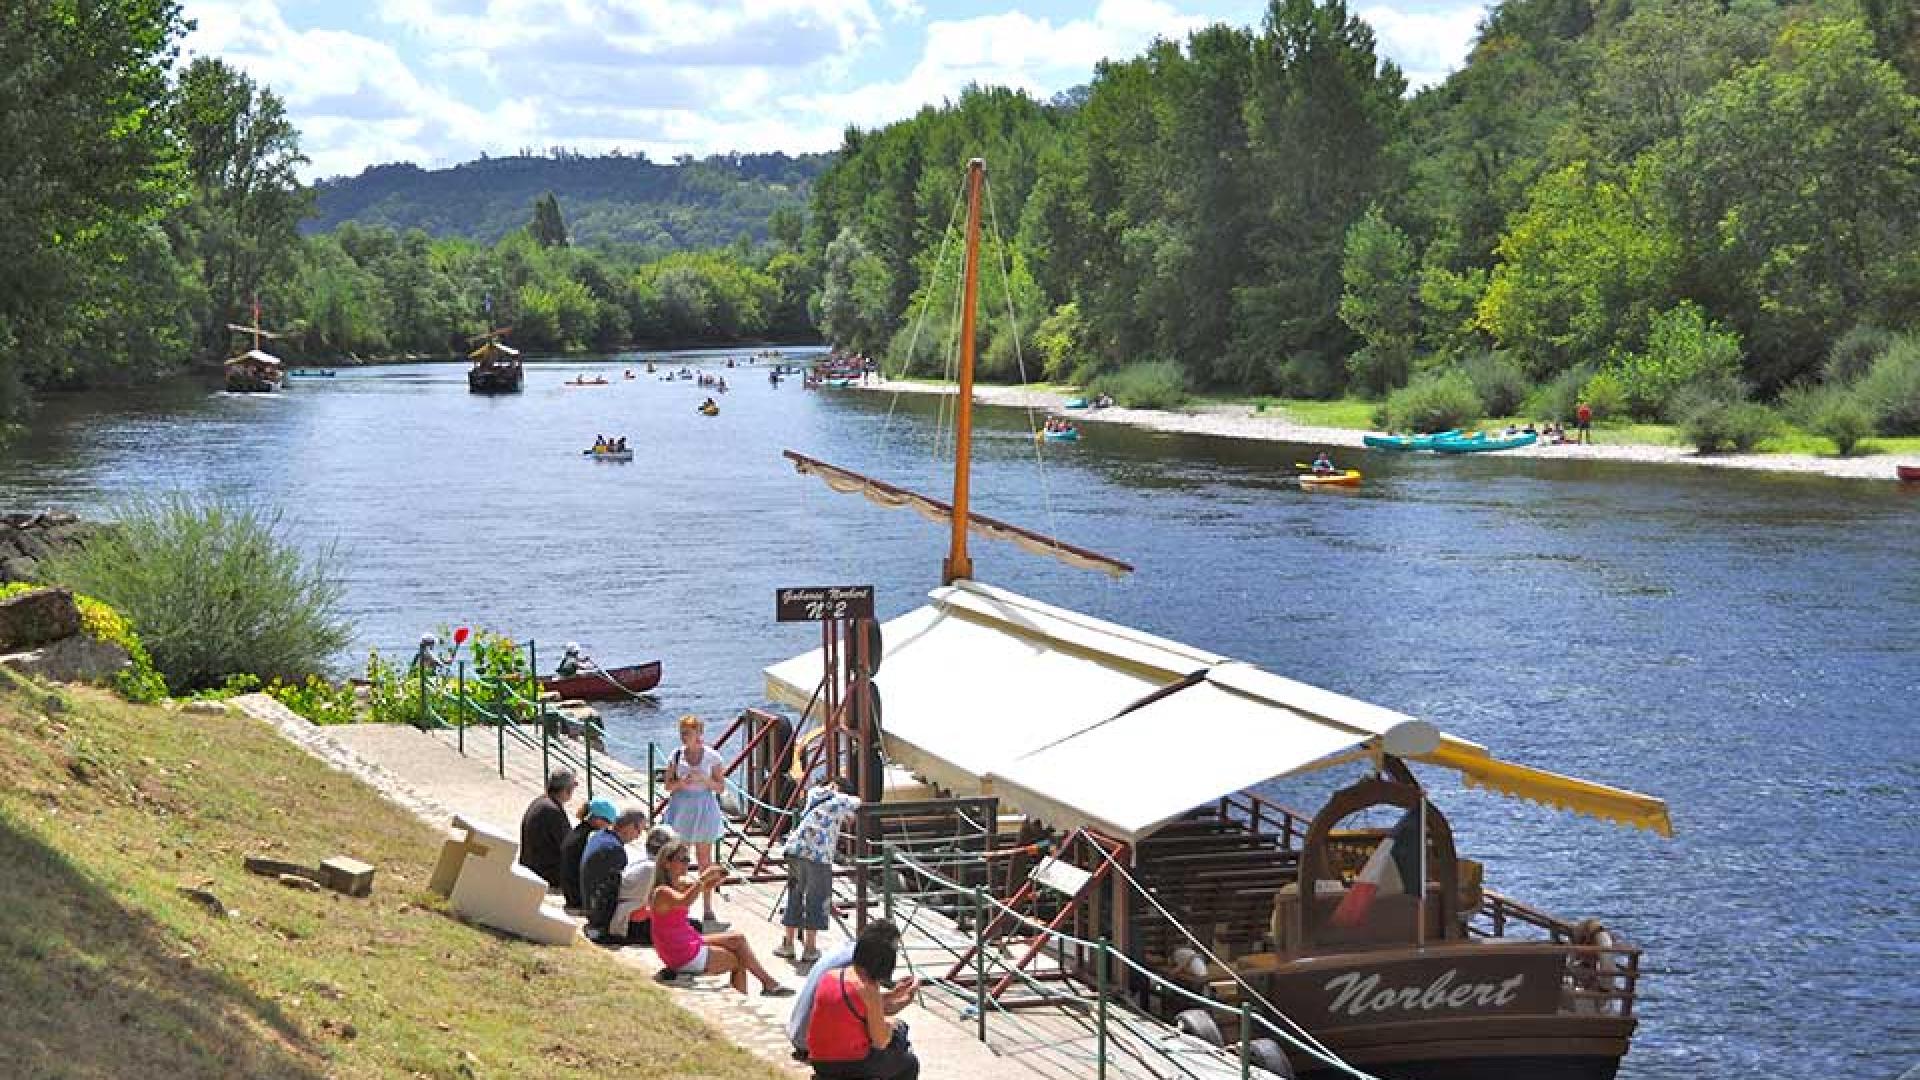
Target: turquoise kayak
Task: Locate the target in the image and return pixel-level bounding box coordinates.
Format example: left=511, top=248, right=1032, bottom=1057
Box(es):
left=1431, top=432, right=1539, bottom=453
left=1362, top=429, right=1461, bottom=451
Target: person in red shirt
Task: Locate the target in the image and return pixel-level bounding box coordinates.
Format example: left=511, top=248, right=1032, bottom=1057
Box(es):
left=1575, top=401, right=1594, bottom=444
left=806, top=928, right=920, bottom=1078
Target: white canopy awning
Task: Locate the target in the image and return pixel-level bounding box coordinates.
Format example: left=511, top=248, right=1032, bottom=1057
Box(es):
left=764, top=581, right=1219, bottom=798
left=240, top=349, right=282, bottom=365
left=763, top=580, right=1672, bottom=840
left=989, top=666, right=1444, bottom=841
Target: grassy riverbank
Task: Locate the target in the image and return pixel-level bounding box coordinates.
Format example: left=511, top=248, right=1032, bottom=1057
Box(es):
left=0, top=672, right=783, bottom=1080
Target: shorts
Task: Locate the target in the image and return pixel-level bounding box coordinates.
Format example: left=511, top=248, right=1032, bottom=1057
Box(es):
left=670, top=944, right=711, bottom=975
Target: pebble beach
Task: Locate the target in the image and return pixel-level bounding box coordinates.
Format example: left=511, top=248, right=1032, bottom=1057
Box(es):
left=862, top=379, right=1918, bottom=482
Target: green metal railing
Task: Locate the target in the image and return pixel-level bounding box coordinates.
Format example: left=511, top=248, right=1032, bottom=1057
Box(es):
left=390, top=641, right=650, bottom=810
left=866, top=841, right=1387, bottom=1080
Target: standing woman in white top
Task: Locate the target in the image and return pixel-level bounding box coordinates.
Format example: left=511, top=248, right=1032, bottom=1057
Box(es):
left=661, top=714, right=728, bottom=928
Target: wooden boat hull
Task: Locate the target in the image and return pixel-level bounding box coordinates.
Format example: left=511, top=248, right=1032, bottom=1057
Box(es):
left=539, top=661, right=661, bottom=700
left=1299, top=469, right=1362, bottom=488
left=1899, top=464, right=1920, bottom=483
left=698, top=405, right=719, bottom=416
left=225, top=374, right=282, bottom=393
left=468, top=368, right=523, bottom=393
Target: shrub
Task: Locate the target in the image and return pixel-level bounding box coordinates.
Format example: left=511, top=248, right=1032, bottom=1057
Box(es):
left=1825, top=322, right=1894, bottom=383
left=1680, top=396, right=1781, bottom=452
left=1382, top=371, right=1482, bottom=432
left=1854, top=333, right=1920, bottom=435
left=1522, top=363, right=1596, bottom=424
left=1605, top=302, right=1745, bottom=420
left=39, top=495, right=352, bottom=694
left=267, top=674, right=360, bottom=726
left=364, top=628, right=530, bottom=728
left=1089, top=361, right=1189, bottom=409
left=1578, top=370, right=1628, bottom=421
left=1457, top=350, right=1531, bottom=418
left=0, top=583, right=166, bottom=702
left=1813, top=394, right=1877, bottom=456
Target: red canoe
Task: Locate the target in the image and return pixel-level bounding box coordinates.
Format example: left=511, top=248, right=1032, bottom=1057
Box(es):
left=540, top=660, right=662, bottom=700
left=1899, top=465, right=1920, bottom=483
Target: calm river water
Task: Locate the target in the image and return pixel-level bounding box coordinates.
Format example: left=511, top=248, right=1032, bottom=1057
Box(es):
left=3, top=354, right=1916, bottom=1078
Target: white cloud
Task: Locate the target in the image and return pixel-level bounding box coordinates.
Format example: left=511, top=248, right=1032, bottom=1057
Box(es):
left=1359, top=3, right=1488, bottom=89
left=176, top=0, right=1488, bottom=180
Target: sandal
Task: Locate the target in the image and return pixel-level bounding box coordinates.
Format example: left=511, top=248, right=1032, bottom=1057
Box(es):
left=761, top=984, right=797, bottom=998
left=773, top=941, right=795, bottom=959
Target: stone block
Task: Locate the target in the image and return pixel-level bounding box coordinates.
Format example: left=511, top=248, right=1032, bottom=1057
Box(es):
left=320, top=856, right=375, bottom=898
left=1, top=635, right=130, bottom=684
left=0, top=586, right=81, bottom=649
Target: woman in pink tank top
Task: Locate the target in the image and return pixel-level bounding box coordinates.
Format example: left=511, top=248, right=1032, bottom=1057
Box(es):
left=649, top=840, right=791, bottom=996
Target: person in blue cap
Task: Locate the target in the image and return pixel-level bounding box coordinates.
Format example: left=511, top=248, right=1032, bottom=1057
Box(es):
left=583, top=807, right=648, bottom=945
left=560, top=796, right=618, bottom=912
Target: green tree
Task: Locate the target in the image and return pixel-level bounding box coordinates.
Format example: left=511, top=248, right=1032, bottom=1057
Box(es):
left=1338, top=207, right=1420, bottom=393
left=1231, top=0, right=1407, bottom=393
left=815, top=228, right=894, bottom=355
left=0, top=0, right=189, bottom=427
left=529, top=191, right=570, bottom=248
left=172, top=57, right=309, bottom=361
left=1663, top=16, right=1920, bottom=390
left=1477, top=161, right=1679, bottom=377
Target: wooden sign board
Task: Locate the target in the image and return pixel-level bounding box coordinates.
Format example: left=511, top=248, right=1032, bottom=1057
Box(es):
left=776, top=585, right=875, bottom=622
left=1260, top=950, right=1564, bottom=1031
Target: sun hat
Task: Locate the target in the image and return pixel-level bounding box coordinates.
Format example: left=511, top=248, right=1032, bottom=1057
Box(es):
left=585, top=798, right=618, bottom=823
left=564, top=642, right=581, bottom=653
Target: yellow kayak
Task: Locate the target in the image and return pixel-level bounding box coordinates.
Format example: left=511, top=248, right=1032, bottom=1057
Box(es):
left=1298, top=469, right=1363, bottom=489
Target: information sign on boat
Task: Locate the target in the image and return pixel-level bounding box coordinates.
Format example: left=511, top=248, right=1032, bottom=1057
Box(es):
left=775, top=584, right=875, bottom=622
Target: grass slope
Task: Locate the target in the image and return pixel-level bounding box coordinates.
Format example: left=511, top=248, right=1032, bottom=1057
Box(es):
left=0, top=673, right=784, bottom=1080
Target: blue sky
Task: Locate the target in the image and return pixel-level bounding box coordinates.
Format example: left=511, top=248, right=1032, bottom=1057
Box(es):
left=180, top=0, right=1490, bottom=180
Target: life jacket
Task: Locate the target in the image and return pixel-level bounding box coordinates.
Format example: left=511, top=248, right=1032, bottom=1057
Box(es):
left=806, top=968, right=873, bottom=1063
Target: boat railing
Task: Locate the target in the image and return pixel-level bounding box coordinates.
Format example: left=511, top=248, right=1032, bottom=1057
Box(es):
left=1217, top=790, right=1316, bottom=850
left=1471, top=890, right=1642, bottom=1017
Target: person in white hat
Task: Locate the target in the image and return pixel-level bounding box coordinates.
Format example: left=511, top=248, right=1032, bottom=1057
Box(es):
left=556, top=641, right=596, bottom=677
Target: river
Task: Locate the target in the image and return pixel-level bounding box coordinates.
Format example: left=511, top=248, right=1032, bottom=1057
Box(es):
left=2, top=354, right=1915, bottom=1078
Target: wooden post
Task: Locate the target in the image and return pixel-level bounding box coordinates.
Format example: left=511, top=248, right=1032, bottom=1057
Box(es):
left=943, top=158, right=985, bottom=586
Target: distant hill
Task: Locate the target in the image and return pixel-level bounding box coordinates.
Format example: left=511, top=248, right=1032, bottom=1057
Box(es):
left=306, top=151, right=833, bottom=249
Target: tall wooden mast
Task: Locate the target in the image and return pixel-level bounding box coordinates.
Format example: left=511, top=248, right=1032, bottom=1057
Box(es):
left=943, top=158, right=986, bottom=586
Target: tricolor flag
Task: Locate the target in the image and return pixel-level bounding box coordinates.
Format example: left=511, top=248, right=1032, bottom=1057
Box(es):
left=1329, top=807, right=1424, bottom=929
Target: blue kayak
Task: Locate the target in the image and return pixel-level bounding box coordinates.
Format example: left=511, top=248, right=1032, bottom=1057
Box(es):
left=1062, top=397, right=1088, bottom=409
left=1431, top=432, right=1538, bottom=453
left=1039, top=427, right=1081, bottom=442
left=1362, top=429, right=1461, bottom=451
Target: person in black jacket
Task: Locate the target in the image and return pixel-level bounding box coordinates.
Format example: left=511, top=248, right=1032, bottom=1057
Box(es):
left=518, top=768, right=577, bottom=889
left=583, top=809, right=648, bottom=944
left=560, top=797, right=618, bottom=912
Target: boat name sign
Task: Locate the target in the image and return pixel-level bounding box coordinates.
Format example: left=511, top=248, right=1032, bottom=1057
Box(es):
left=1270, top=953, right=1562, bottom=1028
left=776, top=585, right=875, bottom=622
left=1325, top=968, right=1525, bottom=1018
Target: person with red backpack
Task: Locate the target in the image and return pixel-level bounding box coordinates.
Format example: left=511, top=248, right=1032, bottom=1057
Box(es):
left=805, top=925, right=919, bottom=1078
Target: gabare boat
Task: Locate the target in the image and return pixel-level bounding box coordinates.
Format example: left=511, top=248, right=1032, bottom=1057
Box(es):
left=763, top=160, right=1669, bottom=1080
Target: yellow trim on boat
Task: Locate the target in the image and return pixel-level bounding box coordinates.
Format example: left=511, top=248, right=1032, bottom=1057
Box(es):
left=1416, top=741, right=1674, bottom=837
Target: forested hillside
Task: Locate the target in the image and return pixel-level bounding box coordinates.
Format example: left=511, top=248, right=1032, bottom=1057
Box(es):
left=309, top=152, right=830, bottom=250
left=807, top=0, right=1920, bottom=444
